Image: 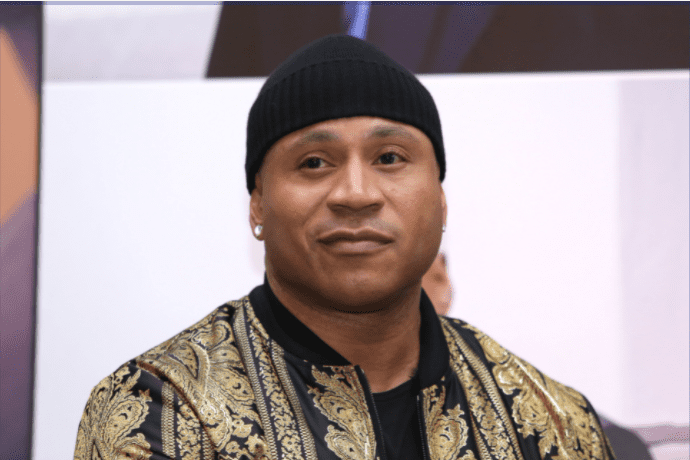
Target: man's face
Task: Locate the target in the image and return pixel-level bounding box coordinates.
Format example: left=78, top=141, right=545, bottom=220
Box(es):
left=250, top=116, right=446, bottom=313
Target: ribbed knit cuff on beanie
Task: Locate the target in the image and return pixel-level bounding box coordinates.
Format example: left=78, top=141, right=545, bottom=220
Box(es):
left=245, top=34, right=445, bottom=194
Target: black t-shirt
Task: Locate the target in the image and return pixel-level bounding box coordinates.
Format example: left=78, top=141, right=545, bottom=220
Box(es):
left=372, top=378, right=424, bottom=460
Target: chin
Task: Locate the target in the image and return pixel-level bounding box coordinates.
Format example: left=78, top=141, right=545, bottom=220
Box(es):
left=320, top=272, right=414, bottom=313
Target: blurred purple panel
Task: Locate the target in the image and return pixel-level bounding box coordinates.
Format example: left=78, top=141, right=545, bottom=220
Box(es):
left=0, top=4, right=41, bottom=460
left=1, top=193, right=37, bottom=460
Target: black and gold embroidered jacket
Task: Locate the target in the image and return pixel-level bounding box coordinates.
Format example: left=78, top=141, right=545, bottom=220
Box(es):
left=75, top=283, right=614, bottom=460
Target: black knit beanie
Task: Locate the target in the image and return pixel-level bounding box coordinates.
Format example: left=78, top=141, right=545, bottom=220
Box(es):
left=245, top=34, right=445, bottom=194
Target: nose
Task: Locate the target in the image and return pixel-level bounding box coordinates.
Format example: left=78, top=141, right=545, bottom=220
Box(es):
left=326, top=155, right=384, bottom=215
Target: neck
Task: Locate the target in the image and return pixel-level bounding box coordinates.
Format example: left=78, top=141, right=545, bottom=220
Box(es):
left=267, top=271, right=422, bottom=393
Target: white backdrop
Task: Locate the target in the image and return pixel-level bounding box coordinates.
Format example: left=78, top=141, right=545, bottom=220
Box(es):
left=35, top=71, right=689, bottom=459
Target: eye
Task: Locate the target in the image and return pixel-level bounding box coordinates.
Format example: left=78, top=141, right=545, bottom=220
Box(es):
left=300, top=157, right=326, bottom=169
left=377, top=152, right=404, bottom=165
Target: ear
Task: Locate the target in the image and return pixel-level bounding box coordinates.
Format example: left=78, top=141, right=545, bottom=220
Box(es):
left=249, top=171, right=265, bottom=239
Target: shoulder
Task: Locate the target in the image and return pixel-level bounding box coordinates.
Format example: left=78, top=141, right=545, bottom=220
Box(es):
left=132, top=298, right=258, bottom=419
left=78, top=300, right=242, bottom=419
left=440, top=316, right=577, bottom=397
left=440, top=317, right=614, bottom=460
left=75, top=360, right=159, bottom=460
left=76, top=298, right=268, bottom=459
left=135, top=299, right=243, bottom=381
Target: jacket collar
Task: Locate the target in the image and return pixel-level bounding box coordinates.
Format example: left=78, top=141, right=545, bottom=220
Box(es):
left=248, top=274, right=449, bottom=389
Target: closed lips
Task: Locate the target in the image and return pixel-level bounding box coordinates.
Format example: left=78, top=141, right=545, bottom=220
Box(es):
left=317, top=229, right=394, bottom=244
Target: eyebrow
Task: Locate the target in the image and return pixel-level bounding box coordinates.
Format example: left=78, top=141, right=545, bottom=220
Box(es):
left=295, top=125, right=418, bottom=146
left=368, top=126, right=417, bottom=142
left=296, top=131, right=339, bottom=146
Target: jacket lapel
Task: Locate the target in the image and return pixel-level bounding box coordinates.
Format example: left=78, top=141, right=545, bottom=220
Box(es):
left=441, top=318, right=525, bottom=460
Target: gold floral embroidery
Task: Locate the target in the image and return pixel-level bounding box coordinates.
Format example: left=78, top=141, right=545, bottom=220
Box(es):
left=422, top=385, right=476, bottom=460
left=441, top=321, right=519, bottom=460
left=137, top=305, right=261, bottom=454
left=74, top=366, right=152, bottom=460
left=308, top=367, right=377, bottom=460
left=243, top=301, right=306, bottom=460
left=221, top=434, right=270, bottom=460
left=463, top=323, right=610, bottom=460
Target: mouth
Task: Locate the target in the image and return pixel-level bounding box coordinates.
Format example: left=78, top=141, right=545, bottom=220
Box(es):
left=317, top=228, right=394, bottom=255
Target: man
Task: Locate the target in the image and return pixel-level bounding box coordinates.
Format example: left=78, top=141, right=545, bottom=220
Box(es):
left=75, top=35, right=614, bottom=460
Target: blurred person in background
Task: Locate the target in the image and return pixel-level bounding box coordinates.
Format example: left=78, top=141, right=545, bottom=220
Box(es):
left=422, top=252, right=653, bottom=460
left=421, top=252, right=452, bottom=316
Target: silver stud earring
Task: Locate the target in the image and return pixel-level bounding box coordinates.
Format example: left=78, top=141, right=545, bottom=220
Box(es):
left=442, top=224, right=446, bottom=233
left=254, top=224, right=263, bottom=238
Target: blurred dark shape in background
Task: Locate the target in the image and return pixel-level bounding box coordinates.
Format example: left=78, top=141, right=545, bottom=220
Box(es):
left=207, top=3, right=689, bottom=77
left=207, top=4, right=343, bottom=78
left=600, top=416, right=653, bottom=460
